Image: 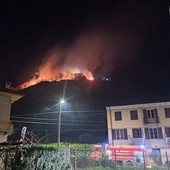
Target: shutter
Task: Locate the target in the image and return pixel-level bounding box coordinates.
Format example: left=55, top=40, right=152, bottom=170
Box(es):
left=165, top=127, right=168, bottom=137
left=112, top=129, right=116, bottom=139
left=145, top=128, right=149, bottom=139
left=154, top=109, right=160, bottom=123
left=139, top=128, right=142, bottom=138
left=124, top=129, right=128, bottom=139
left=143, top=109, right=148, bottom=124
left=132, top=129, right=135, bottom=138
left=158, top=128, right=163, bottom=139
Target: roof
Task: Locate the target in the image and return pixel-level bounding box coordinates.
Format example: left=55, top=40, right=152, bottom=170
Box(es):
left=0, top=88, right=23, bottom=103
left=106, top=101, right=170, bottom=110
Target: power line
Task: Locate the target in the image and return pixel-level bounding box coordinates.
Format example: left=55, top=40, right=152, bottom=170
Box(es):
left=13, top=110, right=106, bottom=116
left=12, top=120, right=106, bottom=126
left=14, top=128, right=107, bottom=132
left=11, top=116, right=106, bottom=123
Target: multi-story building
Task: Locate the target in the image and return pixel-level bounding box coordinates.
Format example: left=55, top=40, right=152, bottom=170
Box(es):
left=106, top=101, right=170, bottom=166
left=0, top=84, right=23, bottom=143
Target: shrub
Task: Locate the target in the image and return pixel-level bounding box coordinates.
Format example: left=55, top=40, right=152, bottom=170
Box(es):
left=18, top=147, right=72, bottom=170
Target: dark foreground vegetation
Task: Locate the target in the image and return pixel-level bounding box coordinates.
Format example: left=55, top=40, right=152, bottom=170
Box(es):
left=0, top=142, right=169, bottom=170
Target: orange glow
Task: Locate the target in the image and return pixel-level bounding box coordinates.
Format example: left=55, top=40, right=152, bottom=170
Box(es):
left=83, top=71, right=94, bottom=81
left=15, top=67, right=94, bottom=90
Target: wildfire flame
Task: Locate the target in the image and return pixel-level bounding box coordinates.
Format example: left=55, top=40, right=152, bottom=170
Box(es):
left=15, top=68, right=94, bottom=90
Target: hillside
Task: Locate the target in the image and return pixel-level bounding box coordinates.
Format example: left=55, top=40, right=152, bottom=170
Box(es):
left=10, top=76, right=170, bottom=143
left=10, top=78, right=113, bottom=143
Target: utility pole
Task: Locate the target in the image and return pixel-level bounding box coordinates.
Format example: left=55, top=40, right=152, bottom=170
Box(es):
left=57, top=99, right=62, bottom=147
left=57, top=96, right=65, bottom=147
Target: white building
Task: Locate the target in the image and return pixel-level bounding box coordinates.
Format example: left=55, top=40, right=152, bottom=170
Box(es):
left=0, top=88, right=23, bottom=142
left=106, top=101, right=170, bottom=166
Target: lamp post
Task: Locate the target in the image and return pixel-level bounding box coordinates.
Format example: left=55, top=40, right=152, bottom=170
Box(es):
left=58, top=98, right=65, bottom=147
left=141, top=145, right=146, bottom=170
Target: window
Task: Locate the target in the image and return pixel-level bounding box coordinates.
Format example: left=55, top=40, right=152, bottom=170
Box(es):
left=149, top=128, right=158, bottom=139
left=146, top=109, right=156, bottom=123
left=145, top=128, right=163, bottom=139
left=165, top=127, right=170, bottom=137
left=115, top=111, right=122, bottom=121
left=130, top=110, right=138, bottom=120
left=112, top=129, right=128, bottom=140
left=132, top=128, right=142, bottom=138
left=116, top=129, right=128, bottom=139
left=147, top=109, right=155, bottom=118
left=164, top=108, right=170, bottom=118
left=143, top=109, right=159, bottom=124
left=116, top=129, right=124, bottom=139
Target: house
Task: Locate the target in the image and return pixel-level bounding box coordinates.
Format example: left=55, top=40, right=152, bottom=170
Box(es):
left=0, top=84, right=23, bottom=143
left=106, top=101, right=170, bottom=166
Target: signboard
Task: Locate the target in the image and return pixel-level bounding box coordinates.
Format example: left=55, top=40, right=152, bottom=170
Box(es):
left=20, top=126, right=27, bottom=141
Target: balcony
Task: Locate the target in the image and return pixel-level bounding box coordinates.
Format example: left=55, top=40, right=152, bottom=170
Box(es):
left=143, top=117, right=160, bottom=124
left=128, top=137, right=145, bottom=145
left=165, top=137, right=170, bottom=146
left=148, top=118, right=157, bottom=123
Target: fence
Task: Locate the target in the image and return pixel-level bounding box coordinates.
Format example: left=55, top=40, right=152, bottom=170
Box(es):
left=0, top=143, right=170, bottom=170
left=0, top=141, right=23, bottom=170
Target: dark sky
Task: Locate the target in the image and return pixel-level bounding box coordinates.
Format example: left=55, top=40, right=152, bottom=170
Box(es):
left=0, top=0, right=170, bottom=98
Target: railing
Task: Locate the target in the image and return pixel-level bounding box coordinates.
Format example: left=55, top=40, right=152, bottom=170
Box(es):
left=148, top=118, right=156, bottom=123
left=165, top=137, right=170, bottom=146
left=143, top=117, right=160, bottom=124
left=128, top=137, right=145, bottom=145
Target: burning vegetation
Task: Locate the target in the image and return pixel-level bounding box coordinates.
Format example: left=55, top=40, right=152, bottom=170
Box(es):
left=15, top=69, right=94, bottom=90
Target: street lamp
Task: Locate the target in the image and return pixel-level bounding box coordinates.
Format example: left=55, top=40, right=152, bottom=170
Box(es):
left=58, top=98, right=65, bottom=147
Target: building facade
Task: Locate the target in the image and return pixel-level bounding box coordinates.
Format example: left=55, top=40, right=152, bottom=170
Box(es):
left=106, top=102, right=170, bottom=166
left=0, top=89, right=23, bottom=143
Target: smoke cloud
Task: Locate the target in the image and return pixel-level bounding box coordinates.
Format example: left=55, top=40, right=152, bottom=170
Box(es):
left=40, top=27, right=141, bottom=77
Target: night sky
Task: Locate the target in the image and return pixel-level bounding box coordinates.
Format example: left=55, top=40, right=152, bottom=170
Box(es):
left=0, top=0, right=170, bottom=101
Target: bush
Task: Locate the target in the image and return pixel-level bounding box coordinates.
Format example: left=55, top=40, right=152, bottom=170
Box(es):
left=95, top=153, right=115, bottom=169
left=18, top=147, right=72, bottom=170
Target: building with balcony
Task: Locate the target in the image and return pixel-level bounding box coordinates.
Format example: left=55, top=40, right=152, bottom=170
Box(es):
left=0, top=86, right=23, bottom=143
left=106, top=101, right=170, bottom=166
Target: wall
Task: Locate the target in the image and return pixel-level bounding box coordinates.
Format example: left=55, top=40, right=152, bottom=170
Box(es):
left=0, top=95, right=13, bottom=143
